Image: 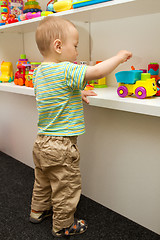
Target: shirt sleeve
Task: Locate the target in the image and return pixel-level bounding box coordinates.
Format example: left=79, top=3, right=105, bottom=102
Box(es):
left=65, top=62, right=87, bottom=90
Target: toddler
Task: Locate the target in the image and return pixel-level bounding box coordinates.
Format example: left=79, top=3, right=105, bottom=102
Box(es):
left=30, top=15, right=132, bottom=237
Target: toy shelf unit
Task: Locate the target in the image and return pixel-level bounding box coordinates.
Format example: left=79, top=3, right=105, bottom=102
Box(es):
left=0, top=0, right=160, bottom=33
left=1, top=0, right=160, bottom=236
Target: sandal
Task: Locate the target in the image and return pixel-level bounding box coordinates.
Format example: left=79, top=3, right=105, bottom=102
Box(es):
left=30, top=209, right=52, bottom=223
left=52, top=218, right=88, bottom=237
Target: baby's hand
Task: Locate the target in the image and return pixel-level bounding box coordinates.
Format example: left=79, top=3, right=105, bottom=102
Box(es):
left=117, top=50, right=132, bottom=63
left=81, top=90, right=97, bottom=104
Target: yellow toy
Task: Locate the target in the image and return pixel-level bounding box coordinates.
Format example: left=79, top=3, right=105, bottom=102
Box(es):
left=0, top=61, right=14, bottom=83
left=92, top=61, right=107, bottom=88
left=116, top=70, right=157, bottom=99
left=53, top=0, right=72, bottom=12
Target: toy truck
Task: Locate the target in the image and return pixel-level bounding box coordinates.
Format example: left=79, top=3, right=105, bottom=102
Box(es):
left=14, top=64, right=34, bottom=87
left=115, top=70, right=157, bottom=99
left=0, top=61, right=14, bottom=83
left=14, top=64, right=26, bottom=86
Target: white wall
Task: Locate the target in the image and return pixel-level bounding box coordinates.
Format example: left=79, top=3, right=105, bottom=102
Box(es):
left=0, top=92, right=37, bottom=168
left=91, top=13, right=160, bottom=86
left=78, top=104, right=160, bottom=234
left=0, top=33, right=23, bottom=72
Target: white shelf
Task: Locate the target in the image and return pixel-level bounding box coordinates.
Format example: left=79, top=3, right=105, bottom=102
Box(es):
left=1, top=0, right=160, bottom=33
left=1, top=0, right=160, bottom=117
left=88, top=87, right=160, bottom=117
left=0, top=83, right=160, bottom=117
left=0, top=82, right=34, bottom=96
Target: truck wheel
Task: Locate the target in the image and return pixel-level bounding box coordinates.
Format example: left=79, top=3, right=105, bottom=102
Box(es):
left=25, top=79, right=29, bottom=87
left=135, top=87, right=146, bottom=99
left=14, top=78, right=18, bottom=85
left=18, top=78, right=24, bottom=86
left=117, top=86, right=128, bottom=97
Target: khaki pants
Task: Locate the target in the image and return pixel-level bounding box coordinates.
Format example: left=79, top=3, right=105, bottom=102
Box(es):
left=31, top=135, right=81, bottom=232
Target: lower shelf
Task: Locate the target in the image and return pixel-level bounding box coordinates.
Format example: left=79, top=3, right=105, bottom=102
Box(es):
left=88, top=87, right=160, bottom=118
left=0, top=82, right=34, bottom=96
left=0, top=82, right=160, bottom=117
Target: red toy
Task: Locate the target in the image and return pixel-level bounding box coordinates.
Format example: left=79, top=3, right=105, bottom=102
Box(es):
left=156, top=78, right=160, bottom=96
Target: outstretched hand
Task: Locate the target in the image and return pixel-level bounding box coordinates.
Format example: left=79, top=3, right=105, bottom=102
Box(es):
left=117, top=50, right=132, bottom=63
left=81, top=90, right=97, bottom=104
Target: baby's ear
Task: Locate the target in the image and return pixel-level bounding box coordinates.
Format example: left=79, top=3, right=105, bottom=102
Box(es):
left=53, top=39, right=62, bottom=54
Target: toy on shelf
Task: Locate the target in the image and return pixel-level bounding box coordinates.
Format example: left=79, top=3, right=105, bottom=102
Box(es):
left=54, top=0, right=72, bottom=12
left=93, top=61, right=107, bottom=88
left=148, top=62, right=159, bottom=80
left=85, top=83, right=94, bottom=90
left=0, top=0, right=23, bottom=25
left=85, top=61, right=107, bottom=90
left=8, top=0, right=23, bottom=18
left=156, top=78, right=160, bottom=96
left=14, top=54, right=40, bottom=87
left=0, top=61, right=14, bottom=82
left=47, top=0, right=72, bottom=13
left=72, top=0, right=112, bottom=9
left=115, top=69, right=157, bottom=99
left=14, top=55, right=41, bottom=87
left=46, top=0, right=55, bottom=12
left=148, top=63, right=160, bottom=96
left=23, top=0, right=41, bottom=13
left=25, top=62, right=41, bottom=87
left=0, top=0, right=9, bottom=25
left=18, top=10, right=53, bottom=21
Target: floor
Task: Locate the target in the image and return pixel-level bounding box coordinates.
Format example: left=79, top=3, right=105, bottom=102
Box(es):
left=0, top=151, right=159, bottom=240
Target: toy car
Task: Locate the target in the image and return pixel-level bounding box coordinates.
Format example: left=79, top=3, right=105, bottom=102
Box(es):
left=115, top=70, right=157, bottom=99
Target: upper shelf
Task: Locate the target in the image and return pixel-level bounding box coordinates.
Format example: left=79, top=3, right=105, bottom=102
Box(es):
left=0, top=0, right=160, bottom=33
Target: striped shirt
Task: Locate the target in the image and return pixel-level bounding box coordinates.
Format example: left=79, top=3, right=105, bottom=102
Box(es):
left=33, top=62, right=87, bottom=136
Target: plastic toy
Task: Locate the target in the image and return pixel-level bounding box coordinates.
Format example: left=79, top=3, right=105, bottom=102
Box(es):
left=7, top=14, right=18, bottom=23
left=18, top=11, right=53, bottom=21
left=14, top=54, right=30, bottom=86
left=0, top=0, right=23, bottom=24
left=25, top=61, right=41, bottom=87
left=14, top=56, right=40, bottom=87
left=14, top=64, right=27, bottom=86
left=23, top=0, right=41, bottom=13
left=85, top=83, right=94, bottom=90
left=47, top=0, right=72, bottom=12
left=0, top=61, right=14, bottom=82
left=8, top=0, right=23, bottom=18
left=156, top=78, right=160, bottom=96
left=148, top=63, right=159, bottom=75
left=115, top=70, right=157, bottom=99
left=72, top=0, right=112, bottom=9
left=54, top=0, right=72, bottom=12
left=41, top=11, right=53, bottom=17
left=14, top=63, right=34, bottom=87
left=30, top=62, right=41, bottom=70
left=0, top=0, right=9, bottom=24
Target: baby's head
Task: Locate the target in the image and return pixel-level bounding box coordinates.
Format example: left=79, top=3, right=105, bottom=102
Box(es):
left=36, top=16, right=79, bottom=62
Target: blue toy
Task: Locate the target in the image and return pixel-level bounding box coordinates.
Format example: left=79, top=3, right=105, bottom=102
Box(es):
left=73, top=0, right=112, bottom=9
left=115, top=70, right=142, bottom=84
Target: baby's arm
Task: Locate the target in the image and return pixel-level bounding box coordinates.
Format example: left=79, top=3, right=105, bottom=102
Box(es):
left=84, top=50, right=132, bottom=82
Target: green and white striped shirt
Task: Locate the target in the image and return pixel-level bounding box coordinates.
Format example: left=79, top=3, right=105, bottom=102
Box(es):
left=33, top=62, right=87, bottom=136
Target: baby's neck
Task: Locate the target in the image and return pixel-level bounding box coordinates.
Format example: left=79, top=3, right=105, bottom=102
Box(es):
left=43, top=55, right=60, bottom=63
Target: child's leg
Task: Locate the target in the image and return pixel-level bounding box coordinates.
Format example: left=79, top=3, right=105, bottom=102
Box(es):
left=49, top=137, right=81, bottom=232
left=31, top=139, right=52, bottom=212
left=38, top=136, right=82, bottom=233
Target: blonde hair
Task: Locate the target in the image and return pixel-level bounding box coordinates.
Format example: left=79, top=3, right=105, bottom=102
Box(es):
left=35, top=16, right=76, bottom=56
